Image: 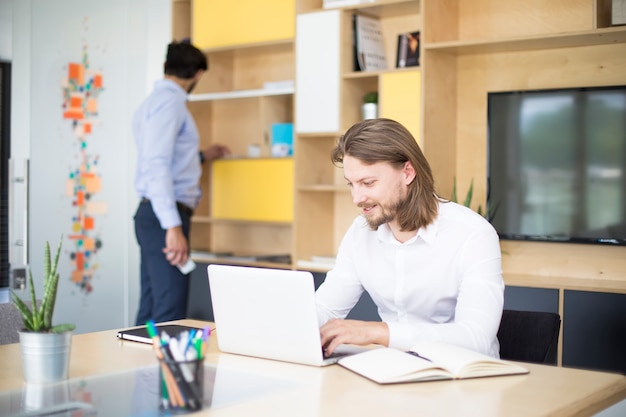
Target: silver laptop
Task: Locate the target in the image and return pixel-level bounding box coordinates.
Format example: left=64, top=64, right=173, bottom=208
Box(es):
left=207, top=264, right=362, bottom=366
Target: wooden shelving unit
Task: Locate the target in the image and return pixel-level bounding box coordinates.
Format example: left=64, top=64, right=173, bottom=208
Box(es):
left=174, top=0, right=296, bottom=268
left=293, top=0, right=421, bottom=268
left=177, top=0, right=626, bottom=282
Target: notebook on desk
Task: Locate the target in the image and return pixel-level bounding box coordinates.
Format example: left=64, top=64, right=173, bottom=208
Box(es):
left=207, top=264, right=364, bottom=366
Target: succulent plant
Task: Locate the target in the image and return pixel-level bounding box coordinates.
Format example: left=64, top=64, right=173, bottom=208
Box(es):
left=363, top=91, right=378, bottom=104
left=10, top=237, right=76, bottom=333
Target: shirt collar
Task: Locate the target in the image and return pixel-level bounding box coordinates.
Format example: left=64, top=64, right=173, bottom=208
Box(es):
left=375, top=214, right=440, bottom=246
left=155, top=78, right=188, bottom=99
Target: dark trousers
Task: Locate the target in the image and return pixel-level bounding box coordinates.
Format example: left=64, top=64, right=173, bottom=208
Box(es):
left=134, top=200, right=191, bottom=325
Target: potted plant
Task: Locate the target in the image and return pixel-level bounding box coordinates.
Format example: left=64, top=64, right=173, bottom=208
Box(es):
left=451, top=177, right=497, bottom=220
left=10, top=237, right=76, bottom=383
left=362, top=91, right=379, bottom=120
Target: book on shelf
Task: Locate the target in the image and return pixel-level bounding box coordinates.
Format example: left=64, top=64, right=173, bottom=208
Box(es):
left=396, top=31, right=420, bottom=68
left=323, top=0, right=374, bottom=9
left=190, top=251, right=291, bottom=265
left=352, top=14, right=387, bottom=72
left=190, top=251, right=234, bottom=262
left=311, top=255, right=336, bottom=264
left=338, top=341, right=529, bottom=385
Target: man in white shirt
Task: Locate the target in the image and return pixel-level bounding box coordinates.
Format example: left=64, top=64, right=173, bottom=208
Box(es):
left=316, top=118, right=504, bottom=358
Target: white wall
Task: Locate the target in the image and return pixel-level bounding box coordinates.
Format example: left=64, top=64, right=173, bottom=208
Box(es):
left=6, top=0, right=171, bottom=333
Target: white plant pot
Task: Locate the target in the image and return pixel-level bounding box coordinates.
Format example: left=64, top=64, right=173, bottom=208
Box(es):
left=19, top=331, right=72, bottom=384
left=362, top=103, right=378, bottom=120
left=22, top=380, right=70, bottom=411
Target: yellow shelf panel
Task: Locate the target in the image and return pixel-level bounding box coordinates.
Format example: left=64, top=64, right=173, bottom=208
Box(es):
left=212, top=158, right=294, bottom=222
left=193, top=0, right=295, bottom=49
left=380, top=70, right=421, bottom=145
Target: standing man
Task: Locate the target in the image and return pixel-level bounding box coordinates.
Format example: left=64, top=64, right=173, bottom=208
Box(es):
left=133, top=40, right=229, bottom=325
left=317, top=118, right=504, bottom=358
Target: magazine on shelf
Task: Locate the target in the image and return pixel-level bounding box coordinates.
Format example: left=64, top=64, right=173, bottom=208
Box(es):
left=338, top=341, right=529, bottom=384
left=396, top=31, right=420, bottom=68
left=352, top=14, right=387, bottom=72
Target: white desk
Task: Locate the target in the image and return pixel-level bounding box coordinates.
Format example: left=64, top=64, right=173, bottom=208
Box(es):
left=1, top=319, right=625, bottom=417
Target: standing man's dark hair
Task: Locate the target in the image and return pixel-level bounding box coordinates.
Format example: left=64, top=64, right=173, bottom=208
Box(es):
left=331, top=118, right=439, bottom=232
left=164, top=40, right=208, bottom=79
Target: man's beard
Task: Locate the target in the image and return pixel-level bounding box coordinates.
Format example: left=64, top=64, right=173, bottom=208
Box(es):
left=361, top=186, right=407, bottom=230
left=187, top=80, right=198, bottom=93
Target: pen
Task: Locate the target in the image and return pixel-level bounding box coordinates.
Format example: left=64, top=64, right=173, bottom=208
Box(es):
left=406, top=350, right=432, bottom=362
left=184, top=329, right=196, bottom=356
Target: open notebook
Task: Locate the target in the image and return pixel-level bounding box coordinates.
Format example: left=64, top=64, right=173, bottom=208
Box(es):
left=207, top=264, right=364, bottom=366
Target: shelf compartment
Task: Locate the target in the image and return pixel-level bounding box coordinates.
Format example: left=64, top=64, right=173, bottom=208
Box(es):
left=212, top=158, right=294, bottom=222
left=193, top=0, right=295, bottom=50
left=295, top=135, right=342, bottom=186
left=423, top=26, right=626, bottom=56
left=194, top=42, right=295, bottom=93
left=210, top=221, right=292, bottom=260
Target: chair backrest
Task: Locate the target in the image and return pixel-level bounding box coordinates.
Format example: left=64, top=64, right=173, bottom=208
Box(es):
left=0, top=302, right=25, bottom=345
left=497, top=309, right=561, bottom=365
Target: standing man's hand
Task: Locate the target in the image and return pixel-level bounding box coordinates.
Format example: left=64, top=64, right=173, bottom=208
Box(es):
left=163, top=226, right=188, bottom=267
left=201, top=144, right=231, bottom=162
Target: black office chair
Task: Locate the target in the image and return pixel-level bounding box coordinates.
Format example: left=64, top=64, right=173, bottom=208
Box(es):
left=497, top=309, right=561, bottom=365
left=0, top=302, right=25, bottom=345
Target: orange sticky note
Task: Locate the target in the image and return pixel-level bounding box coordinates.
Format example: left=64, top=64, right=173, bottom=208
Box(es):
left=71, top=270, right=83, bottom=283
left=63, top=109, right=84, bottom=120
left=86, top=98, right=97, bottom=113
left=83, top=216, right=94, bottom=230
left=83, top=238, right=95, bottom=251
left=93, top=73, right=103, bottom=88
left=70, top=95, right=82, bottom=108
left=68, top=63, right=84, bottom=85
left=76, top=252, right=85, bottom=270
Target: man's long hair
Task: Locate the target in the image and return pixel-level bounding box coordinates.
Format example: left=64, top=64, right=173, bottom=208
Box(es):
left=331, top=118, right=439, bottom=231
left=164, top=40, right=208, bottom=79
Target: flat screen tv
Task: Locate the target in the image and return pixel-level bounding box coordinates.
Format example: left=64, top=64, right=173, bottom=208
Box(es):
left=487, top=85, right=626, bottom=245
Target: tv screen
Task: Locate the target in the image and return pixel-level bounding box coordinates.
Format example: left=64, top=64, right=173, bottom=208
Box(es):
left=487, top=85, right=626, bottom=245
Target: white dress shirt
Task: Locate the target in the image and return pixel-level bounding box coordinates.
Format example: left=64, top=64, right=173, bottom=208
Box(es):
left=133, top=79, right=202, bottom=229
left=315, top=201, right=504, bottom=358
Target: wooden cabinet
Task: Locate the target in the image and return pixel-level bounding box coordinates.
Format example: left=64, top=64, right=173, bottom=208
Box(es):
left=421, top=0, right=626, bottom=284
left=174, top=0, right=296, bottom=267
left=177, top=0, right=626, bottom=282
left=192, top=0, right=295, bottom=49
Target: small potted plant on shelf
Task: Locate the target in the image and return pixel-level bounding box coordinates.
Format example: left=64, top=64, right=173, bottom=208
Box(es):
left=11, top=237, right=76, bottom=384
left=362, top=91, right=379, bottom=120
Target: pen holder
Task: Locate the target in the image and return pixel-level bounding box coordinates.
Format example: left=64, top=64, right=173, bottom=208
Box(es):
left=158, top=357, right=204, bottom=413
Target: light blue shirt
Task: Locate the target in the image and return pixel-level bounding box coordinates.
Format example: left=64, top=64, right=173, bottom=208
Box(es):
left=133, top=79, right=202, bottom=229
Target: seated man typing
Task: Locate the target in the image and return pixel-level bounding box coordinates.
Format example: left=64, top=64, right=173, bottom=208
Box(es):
left=316, top=118, right=504, bottom=358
